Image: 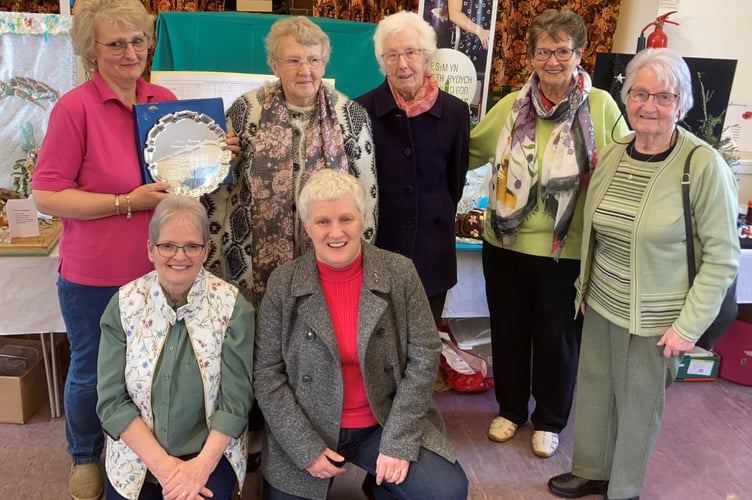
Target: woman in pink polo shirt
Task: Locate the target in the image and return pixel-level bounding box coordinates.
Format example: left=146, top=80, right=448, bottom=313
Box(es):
left=31, top=1, right=175, bottom=499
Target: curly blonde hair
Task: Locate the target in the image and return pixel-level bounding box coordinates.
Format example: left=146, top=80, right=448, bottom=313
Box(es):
left=71, top=0, right=155, bottom=73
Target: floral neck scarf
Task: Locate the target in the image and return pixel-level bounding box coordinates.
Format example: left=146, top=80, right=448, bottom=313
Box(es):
left=488, top=67, right=596, bottom=259
left=388, top=74, right=439, bottom=117
left=249, top=82, right=349, bottom=302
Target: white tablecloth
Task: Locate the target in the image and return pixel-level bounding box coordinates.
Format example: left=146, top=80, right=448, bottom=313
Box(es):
left=0, top=245, right=64, bottom=335
left=443, top=246, right=752, bottom=319
left=738, top=248, right=752, bottom=303
left=0, top=245, right=64, bottom=418
left=443, top=244, right=489, bottom=318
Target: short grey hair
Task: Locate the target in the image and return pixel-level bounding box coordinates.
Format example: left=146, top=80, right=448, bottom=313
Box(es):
left=298, top=169, right=366, bottom=223
left=149, top=196, right=210, bottom=245
left=265, top=16, right=332, bottom=69
left=373, top=11, right=437, bottom=75
left=527, top=9, right=587, bottom=57
left=71, top=0, right=155, bottom=73
left=620, top=48, right=694, bottom=121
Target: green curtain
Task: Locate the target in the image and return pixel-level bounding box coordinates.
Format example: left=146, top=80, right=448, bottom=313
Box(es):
left=151, top=12, right=383, bottom=99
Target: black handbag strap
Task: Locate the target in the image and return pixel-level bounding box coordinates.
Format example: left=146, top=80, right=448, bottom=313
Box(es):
left=681, top=145, right=704, bottom=285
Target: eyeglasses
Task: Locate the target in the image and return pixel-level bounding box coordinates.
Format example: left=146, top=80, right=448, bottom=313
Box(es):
left=533, top=48, right=578, bottom=61
left=277, top=56, right=325, bottom=70
left=154, top=243, right=207, bottom=258
left=96, top=36, right=150, bottom=55
left=381, top=48, right=424, bottom=65
left=628, top=89, right=679, bottom=106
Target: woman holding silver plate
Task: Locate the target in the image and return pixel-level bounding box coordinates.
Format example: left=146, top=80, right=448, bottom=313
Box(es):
left=31, top=1, right=177, bottom=498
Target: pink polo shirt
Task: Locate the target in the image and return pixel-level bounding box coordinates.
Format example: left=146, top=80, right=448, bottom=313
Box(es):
left=32, top=72, right=177, bottom=286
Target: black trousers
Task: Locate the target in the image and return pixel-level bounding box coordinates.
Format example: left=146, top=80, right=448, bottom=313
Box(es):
left=482, top=242, right=582, bottom=433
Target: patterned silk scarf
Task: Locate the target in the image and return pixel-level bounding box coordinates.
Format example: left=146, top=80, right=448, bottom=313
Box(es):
left=248, top=82, right=349, bottom=302
left=388, top=74, right=440, bottom=117
left=489, top=67, right=596, bottom=259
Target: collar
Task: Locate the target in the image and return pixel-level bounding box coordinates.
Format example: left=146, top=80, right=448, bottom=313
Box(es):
left=290, top=242, right=391, bottom=298
left=372, top=79, right=443, bottom=119
left=91, top=71, right=156, bottom=106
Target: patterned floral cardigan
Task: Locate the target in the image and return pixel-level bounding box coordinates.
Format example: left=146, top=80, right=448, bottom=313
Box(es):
left=202, top=81, right=377, bottom=307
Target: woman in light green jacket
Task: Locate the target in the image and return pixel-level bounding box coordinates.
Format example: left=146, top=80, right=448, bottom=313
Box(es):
left=548, top=48, right=739, bottom=500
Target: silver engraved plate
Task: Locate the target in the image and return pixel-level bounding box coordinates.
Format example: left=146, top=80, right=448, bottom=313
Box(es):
left=143, top=110, right=231, bottom=197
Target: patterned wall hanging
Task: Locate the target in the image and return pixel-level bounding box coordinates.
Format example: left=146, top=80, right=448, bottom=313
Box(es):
left=0, top=13, right=77, bottom=195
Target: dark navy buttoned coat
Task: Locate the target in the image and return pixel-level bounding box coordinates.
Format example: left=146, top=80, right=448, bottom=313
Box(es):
left=356, top=80, right=470, bottom=297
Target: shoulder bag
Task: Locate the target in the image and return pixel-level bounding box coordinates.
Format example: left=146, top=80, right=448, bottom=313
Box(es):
left=681, top=145, right=738, bottom=350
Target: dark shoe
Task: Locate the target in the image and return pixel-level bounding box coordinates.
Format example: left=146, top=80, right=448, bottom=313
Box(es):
left=248, top=450, right=262, bottom=473
left=548, top=472, right=609, bottom=498
left=604, top=496, right=639, bottom=500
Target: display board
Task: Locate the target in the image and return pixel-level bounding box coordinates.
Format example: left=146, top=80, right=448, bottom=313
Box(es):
left=419, top=0, right=498, bottom=125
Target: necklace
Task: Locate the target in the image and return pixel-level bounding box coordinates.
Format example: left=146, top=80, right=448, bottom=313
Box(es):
left=625, top=128, right=678, bottom=179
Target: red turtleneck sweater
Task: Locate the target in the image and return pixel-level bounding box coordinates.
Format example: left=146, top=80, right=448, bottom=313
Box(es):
left=317, top=253, right=378, bottom=428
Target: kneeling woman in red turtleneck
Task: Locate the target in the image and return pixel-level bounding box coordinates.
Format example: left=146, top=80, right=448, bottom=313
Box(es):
left=254, top=169, right=468, bottom=500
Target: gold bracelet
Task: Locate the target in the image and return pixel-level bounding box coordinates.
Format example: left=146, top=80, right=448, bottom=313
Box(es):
left=114, top=194, right=121, bottom=216
left=125, top=195, right=133, bottom=220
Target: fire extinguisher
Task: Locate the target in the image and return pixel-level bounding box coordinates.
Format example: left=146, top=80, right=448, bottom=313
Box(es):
left=636, top=11, right=679, bottom=51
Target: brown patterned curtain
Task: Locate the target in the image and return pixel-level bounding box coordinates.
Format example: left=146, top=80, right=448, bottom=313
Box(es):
left=491, top=0, right=621, bottom=89
left=310, top=0, right=620, bottom=91
left=0, top=0, right=226, bottom=14
left=0, top=1, right=61, bottom=12
left=143, top=0, right=225, bottom=12
left=313, top=0, right=417, bottom=23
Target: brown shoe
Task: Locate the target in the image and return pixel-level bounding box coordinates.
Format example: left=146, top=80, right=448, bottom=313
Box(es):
left=69, top=463, right=103, bottom=500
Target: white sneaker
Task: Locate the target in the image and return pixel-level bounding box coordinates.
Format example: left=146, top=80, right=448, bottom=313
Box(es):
left=531, top=430, right=559, bottom=458
left=488, top=416, right=518, bottom=443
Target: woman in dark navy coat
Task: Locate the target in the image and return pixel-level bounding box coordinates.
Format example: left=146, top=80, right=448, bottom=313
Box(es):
left=356, top=10, right=470, bottom=325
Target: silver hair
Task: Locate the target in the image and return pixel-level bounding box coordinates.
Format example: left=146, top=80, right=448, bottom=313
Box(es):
left=373, top=10, right=437, bottom=75
left=148, top=196, right=210, bottom=245
left=265, top=16, right=332, bottom=69
left=297, top=169, right=366, bottom=223
left=620, top=48, right=694, bottom=121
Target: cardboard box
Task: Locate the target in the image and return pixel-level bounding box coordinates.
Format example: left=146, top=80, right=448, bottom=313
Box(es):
left=0, top=337, right=47, bottom=423
left=676, top=346, right=720, bottom=381
left=236, top=0, right=273, bottom=12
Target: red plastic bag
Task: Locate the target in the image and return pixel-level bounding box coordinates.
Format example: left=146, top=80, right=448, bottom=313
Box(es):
left=439, top=338, right=494, bottom=392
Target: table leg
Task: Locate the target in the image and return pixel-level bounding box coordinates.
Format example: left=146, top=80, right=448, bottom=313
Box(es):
left=49, top=333, right=61, bottom=418
left=39, top=333, right=56, bottom=419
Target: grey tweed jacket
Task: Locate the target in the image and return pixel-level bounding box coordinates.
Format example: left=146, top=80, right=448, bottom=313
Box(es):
left=255, top=242, right=456, bottom=499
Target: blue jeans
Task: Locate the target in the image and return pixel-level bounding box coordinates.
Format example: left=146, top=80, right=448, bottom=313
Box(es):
left=263, top=425, right=468, bottom=500
left=57, top=276, right=118, bottom=465
left=106, top=455, right=237, bottom=500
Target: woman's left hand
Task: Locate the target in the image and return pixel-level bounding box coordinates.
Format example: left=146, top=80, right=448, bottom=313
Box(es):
left=476, top=27, right=491, bottom=50
left=227, top=130, right=240, bottom=162
left=656, top=326, right=695, bottom=359
left=161, top=455, right=214, bottom=500
left=375, top=453, right=410, bottom=485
